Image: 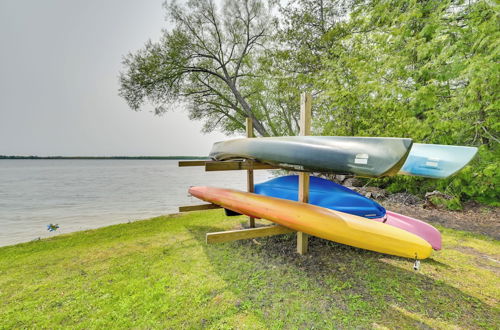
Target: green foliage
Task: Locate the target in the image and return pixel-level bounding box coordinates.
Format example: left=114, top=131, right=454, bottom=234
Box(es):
left=371, top=147, right=499, bottom=206
left=440, top=146, right=500, bottom=206
left=119, top=0, right=276, bottom=136
left=430, top=196, right=463, bottom=211
left=306, top=0, right=499, bottom=206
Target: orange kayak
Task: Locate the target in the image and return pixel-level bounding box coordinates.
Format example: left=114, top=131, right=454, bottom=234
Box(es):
left=189, top=186, right=432, bottom=259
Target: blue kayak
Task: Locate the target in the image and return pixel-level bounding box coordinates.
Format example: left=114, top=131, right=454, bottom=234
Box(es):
left=400, top=143, right=478, bottom=178
left=254, top=175, right=386, bottom=219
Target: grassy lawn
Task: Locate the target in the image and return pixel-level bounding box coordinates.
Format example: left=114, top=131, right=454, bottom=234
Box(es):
left=0, top=210, right=498, bottom=329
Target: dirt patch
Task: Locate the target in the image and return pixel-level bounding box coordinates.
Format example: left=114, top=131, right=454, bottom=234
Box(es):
left=380, top=201, right=500, bottom=240
left=452, top=246, right=500, bottom=275
left=344, top=184, right=499, bottom=239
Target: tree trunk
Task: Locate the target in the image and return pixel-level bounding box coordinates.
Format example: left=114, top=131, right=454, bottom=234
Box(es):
left=226, top=80, right=270, bottom=137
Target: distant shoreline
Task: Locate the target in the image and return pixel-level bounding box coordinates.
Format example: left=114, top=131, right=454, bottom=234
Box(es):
left=0, top=156, right=209, bottom=160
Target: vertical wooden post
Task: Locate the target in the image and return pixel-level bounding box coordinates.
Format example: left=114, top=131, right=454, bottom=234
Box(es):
left=297, top=92, right=312, bottom=255
left=246, top=117, right=256, bottom=228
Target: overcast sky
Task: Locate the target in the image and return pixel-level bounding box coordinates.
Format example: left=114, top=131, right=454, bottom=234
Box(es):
left=0, top=0, right=231, bottom=156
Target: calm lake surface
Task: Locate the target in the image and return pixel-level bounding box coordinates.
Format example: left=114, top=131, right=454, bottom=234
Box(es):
left=0, top=159, right=273, bottom=247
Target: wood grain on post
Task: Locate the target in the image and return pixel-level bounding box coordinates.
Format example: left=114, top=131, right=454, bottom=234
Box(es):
left=246, top=117, right=256, bottom=228
left=297, top=92, right=312, bottom=255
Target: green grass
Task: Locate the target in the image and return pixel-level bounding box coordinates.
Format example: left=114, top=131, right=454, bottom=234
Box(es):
left=0, top=210, right=498, bottom=329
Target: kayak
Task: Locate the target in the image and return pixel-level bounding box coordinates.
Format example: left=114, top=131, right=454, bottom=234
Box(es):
left=399, top=143, right=478, bottom=178
left=254, top=175, right=386, bottom=219
left=374, top=211, right=441, bottom=250
left=189, top=186, right=433, bottom=259
left=209, top=136, right=413, bottom=177
left=254, top=175, right=441, bottom=250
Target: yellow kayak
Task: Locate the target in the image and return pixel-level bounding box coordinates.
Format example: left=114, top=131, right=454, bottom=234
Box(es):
left=189, top=186, right=432, bottom=259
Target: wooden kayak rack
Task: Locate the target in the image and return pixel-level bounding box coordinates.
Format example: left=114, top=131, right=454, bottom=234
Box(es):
left=178, top=92, right=313, bottom=255
left=178, top=159, right=278, bottom=171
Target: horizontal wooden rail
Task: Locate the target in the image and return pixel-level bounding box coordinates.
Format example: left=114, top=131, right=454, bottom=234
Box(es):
left=178, top=160, right=211, bottom=167
left=206, top=225, right=295, bottom=244
left=179, top=204, right=222, bottom=212
left=179, top=160, right=278, bottom=171
left=205, top=160, right=278, bottom=171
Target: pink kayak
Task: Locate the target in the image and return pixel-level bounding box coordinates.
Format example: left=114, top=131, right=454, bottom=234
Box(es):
left=253, top=175, right=441, bottom=251
left=373, top=211, right=441, bottom=250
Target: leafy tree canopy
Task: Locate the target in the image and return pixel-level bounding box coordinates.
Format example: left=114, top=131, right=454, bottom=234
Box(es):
left=315, top=0, right=499, bottom=205
left=120, top=0, right=282, bottom=136
left=120, top=0, right=499, bottom=206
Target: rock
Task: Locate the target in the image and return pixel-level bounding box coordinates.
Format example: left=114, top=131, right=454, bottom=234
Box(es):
left=355, top=186, right=388, bottom=199
left=335, top=174, right=347, bottom=183
left=343, top=177, right=364, bottom=187
left=424, top=190, right=454, bottom=209
left=425, top=190, right=452, bottom=200
left=385, top=192, right=422, bottom=205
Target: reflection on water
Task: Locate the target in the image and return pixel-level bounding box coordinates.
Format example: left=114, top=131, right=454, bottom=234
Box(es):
left=0, top=159, right=273, bottom=247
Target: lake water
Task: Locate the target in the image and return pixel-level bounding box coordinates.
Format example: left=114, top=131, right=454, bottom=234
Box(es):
left=0, top=159, right=273, bottom=247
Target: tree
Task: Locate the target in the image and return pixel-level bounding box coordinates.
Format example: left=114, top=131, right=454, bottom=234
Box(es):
left=265, top=0, right=355, bottom=134
left=317, top=0, right=499, bottom=205
left=120, top=0, right=498, bottom=205
left=119, top=0, right=274, bottom=136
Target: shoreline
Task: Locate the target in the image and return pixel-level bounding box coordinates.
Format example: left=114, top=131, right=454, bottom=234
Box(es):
left=2, top=199, right=498, bottom=249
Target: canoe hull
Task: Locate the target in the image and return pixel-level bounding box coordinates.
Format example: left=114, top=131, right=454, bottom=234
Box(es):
left=210, top=136, right=413, bottom=177
left=189, top=186, right=432, bottom=259
left=400, top=143, right=478, bottom=178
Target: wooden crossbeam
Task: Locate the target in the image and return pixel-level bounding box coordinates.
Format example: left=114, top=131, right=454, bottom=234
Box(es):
left=178, top=159, right=278, bottom=171
left=179, top=203, right=221, bottom=212
left=205, top=160, right=277, bottom=171
left=206, top=225, right=295, bottom=244
left=178, top=160, right=210, bottom=167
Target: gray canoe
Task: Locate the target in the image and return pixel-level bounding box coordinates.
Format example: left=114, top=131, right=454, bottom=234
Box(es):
left=209, top=136, right=413, bottom=177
